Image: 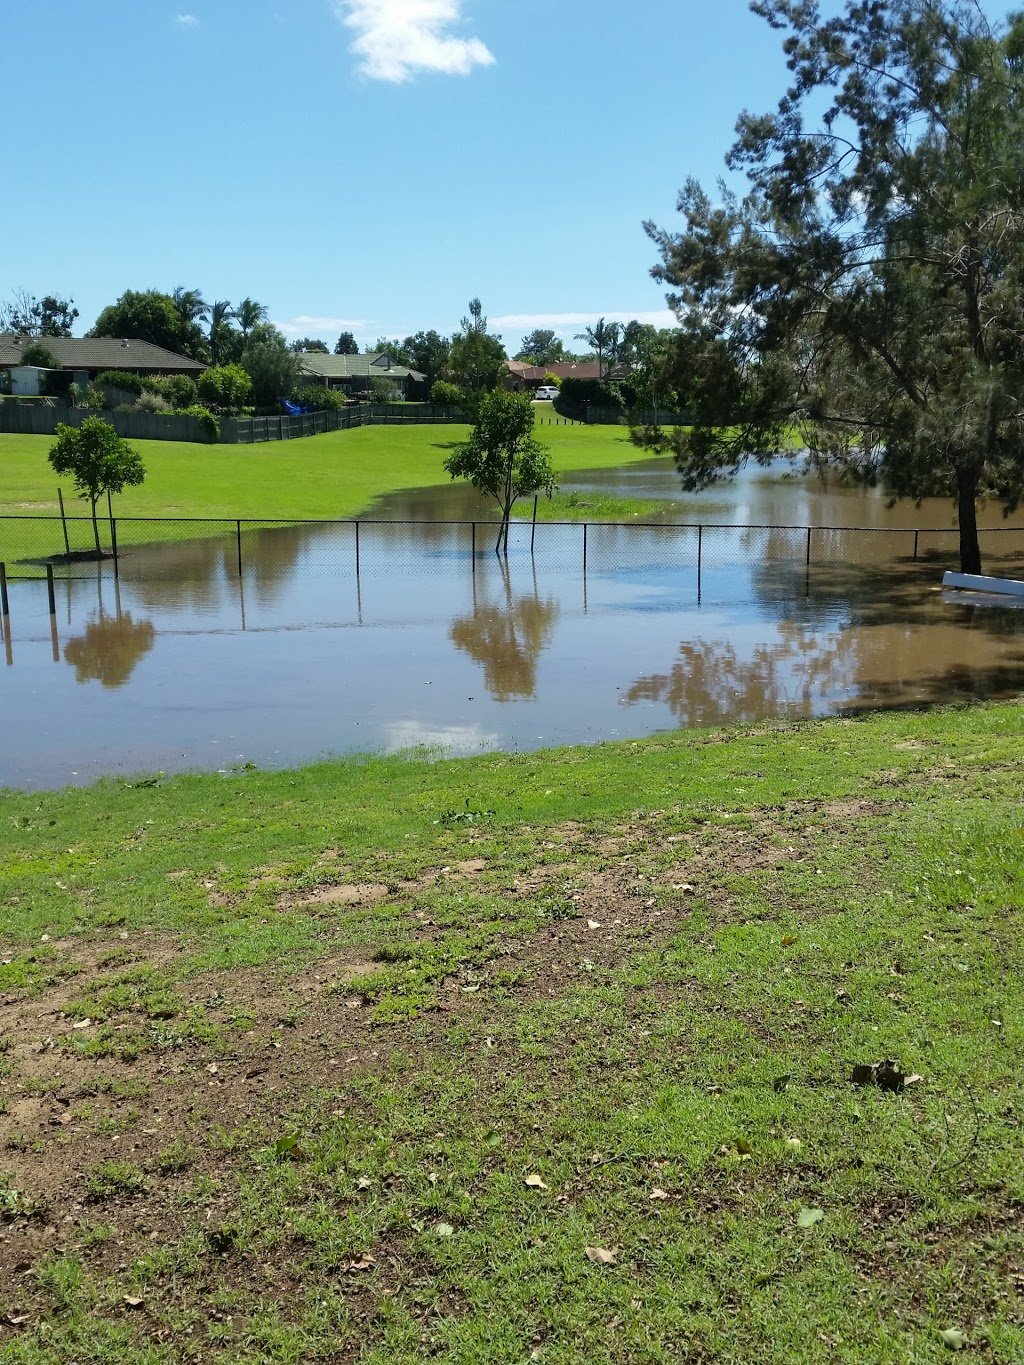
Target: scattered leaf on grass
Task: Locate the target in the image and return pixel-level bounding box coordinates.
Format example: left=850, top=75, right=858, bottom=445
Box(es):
left=343, top=1253, right=376, bottom=1272
left=524, top=1174, right=549, bottom=1190
left=587, top=920, right=602, bottom=930
left=650, top=1188, right=670, bottom=1201
left=939, top=1328, right=967, bottom=1350
left=786, top=1137, right=803, bottom=1149
left=123, top=1296, right=144, bottom=1309
left=436, top=1223, right=455, bottom=1238
left=273, top=1134, right=305, bottom=1161
left=71, top=1019, right=92, bottom=1031
left=781, top=935, right=798, bottom=946
left=875, top=1062, right=905, bottom=1092
left=585, top=1245, right=618, bottom=1265
left=797, top=1207, right=824, bottom=1228
left=483, top=1131, right=501, bottom=1150
left=734, top=1137, right=753, bottom=1156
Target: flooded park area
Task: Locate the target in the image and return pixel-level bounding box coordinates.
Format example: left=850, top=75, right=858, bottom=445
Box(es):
left=2, top=457, right=1024, bottom=789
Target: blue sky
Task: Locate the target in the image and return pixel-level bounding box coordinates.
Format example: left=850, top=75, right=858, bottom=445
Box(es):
left=6, top=1, right=794, bottom=351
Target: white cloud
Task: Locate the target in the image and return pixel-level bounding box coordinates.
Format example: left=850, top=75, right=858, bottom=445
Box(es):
left=273, top=315, right=366, bottom=336
left=493, top=310, right=678, bottom=331
left=334, top=1, right=495, bottom=82
left=175, top=13, right=200, bottom=26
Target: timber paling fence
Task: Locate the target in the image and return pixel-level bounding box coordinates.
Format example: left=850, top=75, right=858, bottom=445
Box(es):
left=0, top=399, right=619, bottom=445
left=2, top=514, right=1024, bottom=603
left=0, top=401, right=475, bottom=444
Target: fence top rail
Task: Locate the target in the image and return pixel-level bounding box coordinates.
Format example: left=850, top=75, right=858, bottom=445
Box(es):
left=0, top=514, right=1016, bottom=534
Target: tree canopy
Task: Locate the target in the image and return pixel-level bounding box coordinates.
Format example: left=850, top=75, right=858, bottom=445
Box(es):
left=0, top=290, right=78, bottom=337
left=639, top=0, right=1024, bottom=573
left=516, top=329, right=566, bottom=366
left=447, top=299, right=507, bottom=398
left=48, top=418, right=146, bottom=556
left=403, top=329, right=451, bottom=387
left=334, top=331, right=359, bottom=355
left=444, top=389, right=555, bottom=552
left=574, top=318, right=620, bottom=377
left=91, top=290, right=188, bottom=354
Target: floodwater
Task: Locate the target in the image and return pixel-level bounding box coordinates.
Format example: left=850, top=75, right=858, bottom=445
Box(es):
left=2, top=458, right=1024, bottom=789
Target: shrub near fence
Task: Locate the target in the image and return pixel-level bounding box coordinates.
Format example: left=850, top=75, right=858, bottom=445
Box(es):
left=0, top=401, right=467, bottom=446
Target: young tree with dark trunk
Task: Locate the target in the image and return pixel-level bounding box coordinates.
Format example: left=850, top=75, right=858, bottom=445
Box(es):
left=639, top=0, right=1024, bottom=574
left=48, top=418, right=146, bottom=557
left=444, top=390, right=556, bottom=553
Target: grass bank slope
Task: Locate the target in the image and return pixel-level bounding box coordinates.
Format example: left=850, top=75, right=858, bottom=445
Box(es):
left=1, top=704, right=1023, bottom=1361
left=0, top=422, right=650, bottom=524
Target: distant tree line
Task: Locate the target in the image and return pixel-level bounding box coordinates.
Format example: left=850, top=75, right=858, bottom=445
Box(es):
left=1, top=286, right=681, bottom=420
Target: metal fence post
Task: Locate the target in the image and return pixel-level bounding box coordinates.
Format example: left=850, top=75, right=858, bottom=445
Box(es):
left=805, top=526, right=812, bottom=567
left=46, top=563, right=56, bottom=615
left=471, top=521, right=476, bottom=571
left=355, top=520, right=360, bottom=575
left=57, top=488, right=70, bottom=556
left=913, top=529, right=919, bottom=561
left=236, top=520, right=243, bottom=577
left=0, top=561, right=9, bottom=617
left=583, top=522, right=588, bottom=575
left=531, top=495, right=538, bottom=553
left=111, top=518, right=119, bottom=579
left=697, top=524, right=703, bottom=598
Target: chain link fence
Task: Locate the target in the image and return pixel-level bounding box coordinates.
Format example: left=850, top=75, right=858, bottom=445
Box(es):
left=3, top=514, right=1024, bottom=591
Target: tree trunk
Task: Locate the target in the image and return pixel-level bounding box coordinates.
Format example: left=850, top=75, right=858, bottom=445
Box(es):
left=91, top=495, right=102, bottom=558
left=956, top=467, right=982, bottom=575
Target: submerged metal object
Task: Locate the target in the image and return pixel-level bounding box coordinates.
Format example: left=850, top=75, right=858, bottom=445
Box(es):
left=942, top=571, right=1024, bottom=598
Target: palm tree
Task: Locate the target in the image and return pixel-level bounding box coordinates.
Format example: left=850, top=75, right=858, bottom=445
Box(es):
left=574, top=317, right=621, bottom=378
left=208, top=300, right=235, bottom=365
left=236, top=297, right=268, bottom=339
left=172, top=286, right=209, bottom=327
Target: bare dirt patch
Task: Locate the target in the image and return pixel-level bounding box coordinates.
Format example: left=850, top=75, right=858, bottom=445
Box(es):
left=0, top=797, right=889, bottom=1305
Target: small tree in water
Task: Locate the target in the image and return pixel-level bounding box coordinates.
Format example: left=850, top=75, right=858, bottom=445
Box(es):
left=444, top=390, right=556, bottom=553
left=48, top=417, right=145, bottom=557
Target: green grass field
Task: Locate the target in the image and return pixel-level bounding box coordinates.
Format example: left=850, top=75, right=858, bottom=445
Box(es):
left=1, top=704, right=1022, bottom=1361
left=0, top=422, right=664, bottom=572
left=0, top=422, right=652, bottom=523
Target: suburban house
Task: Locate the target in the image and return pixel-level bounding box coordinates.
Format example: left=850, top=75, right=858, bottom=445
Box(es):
left=0, top=335, right=206, bottom=397
left=296, top=352, right=426, bottom=399
left=504, top=360, right=630, bottom=391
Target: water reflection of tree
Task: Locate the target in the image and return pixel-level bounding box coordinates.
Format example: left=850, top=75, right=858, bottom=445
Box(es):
left=622, top=623, right=848, bottom=726
left=119, top=524, right=313, bottom=613
left=449, top=562, right=559, bottom=701
left=64, top=610, right=156, bottom=688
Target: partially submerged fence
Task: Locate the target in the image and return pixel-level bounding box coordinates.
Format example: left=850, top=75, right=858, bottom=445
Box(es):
left=2, top=513, right=1023, bottom=589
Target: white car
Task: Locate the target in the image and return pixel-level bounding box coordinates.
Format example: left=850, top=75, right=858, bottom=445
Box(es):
left=533, top=385, right=559, bottom=401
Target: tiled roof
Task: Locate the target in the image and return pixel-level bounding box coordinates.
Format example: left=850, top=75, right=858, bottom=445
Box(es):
left=506, top=360, right=626, bottom=381
left=0, top=334, right=206, bottom=371
left=297, top=352, right=423, bottom=381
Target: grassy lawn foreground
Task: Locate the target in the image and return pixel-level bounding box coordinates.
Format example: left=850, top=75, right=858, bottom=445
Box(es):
left=1, top=704, right=1023, bottom=1361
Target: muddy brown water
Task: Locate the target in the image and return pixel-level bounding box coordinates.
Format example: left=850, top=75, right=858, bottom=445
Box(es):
left=2, top=458, right=1024, bottom=789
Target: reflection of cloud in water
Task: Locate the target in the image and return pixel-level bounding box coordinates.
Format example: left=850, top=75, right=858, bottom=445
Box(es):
left=381, top=721, right=501, bottom=756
